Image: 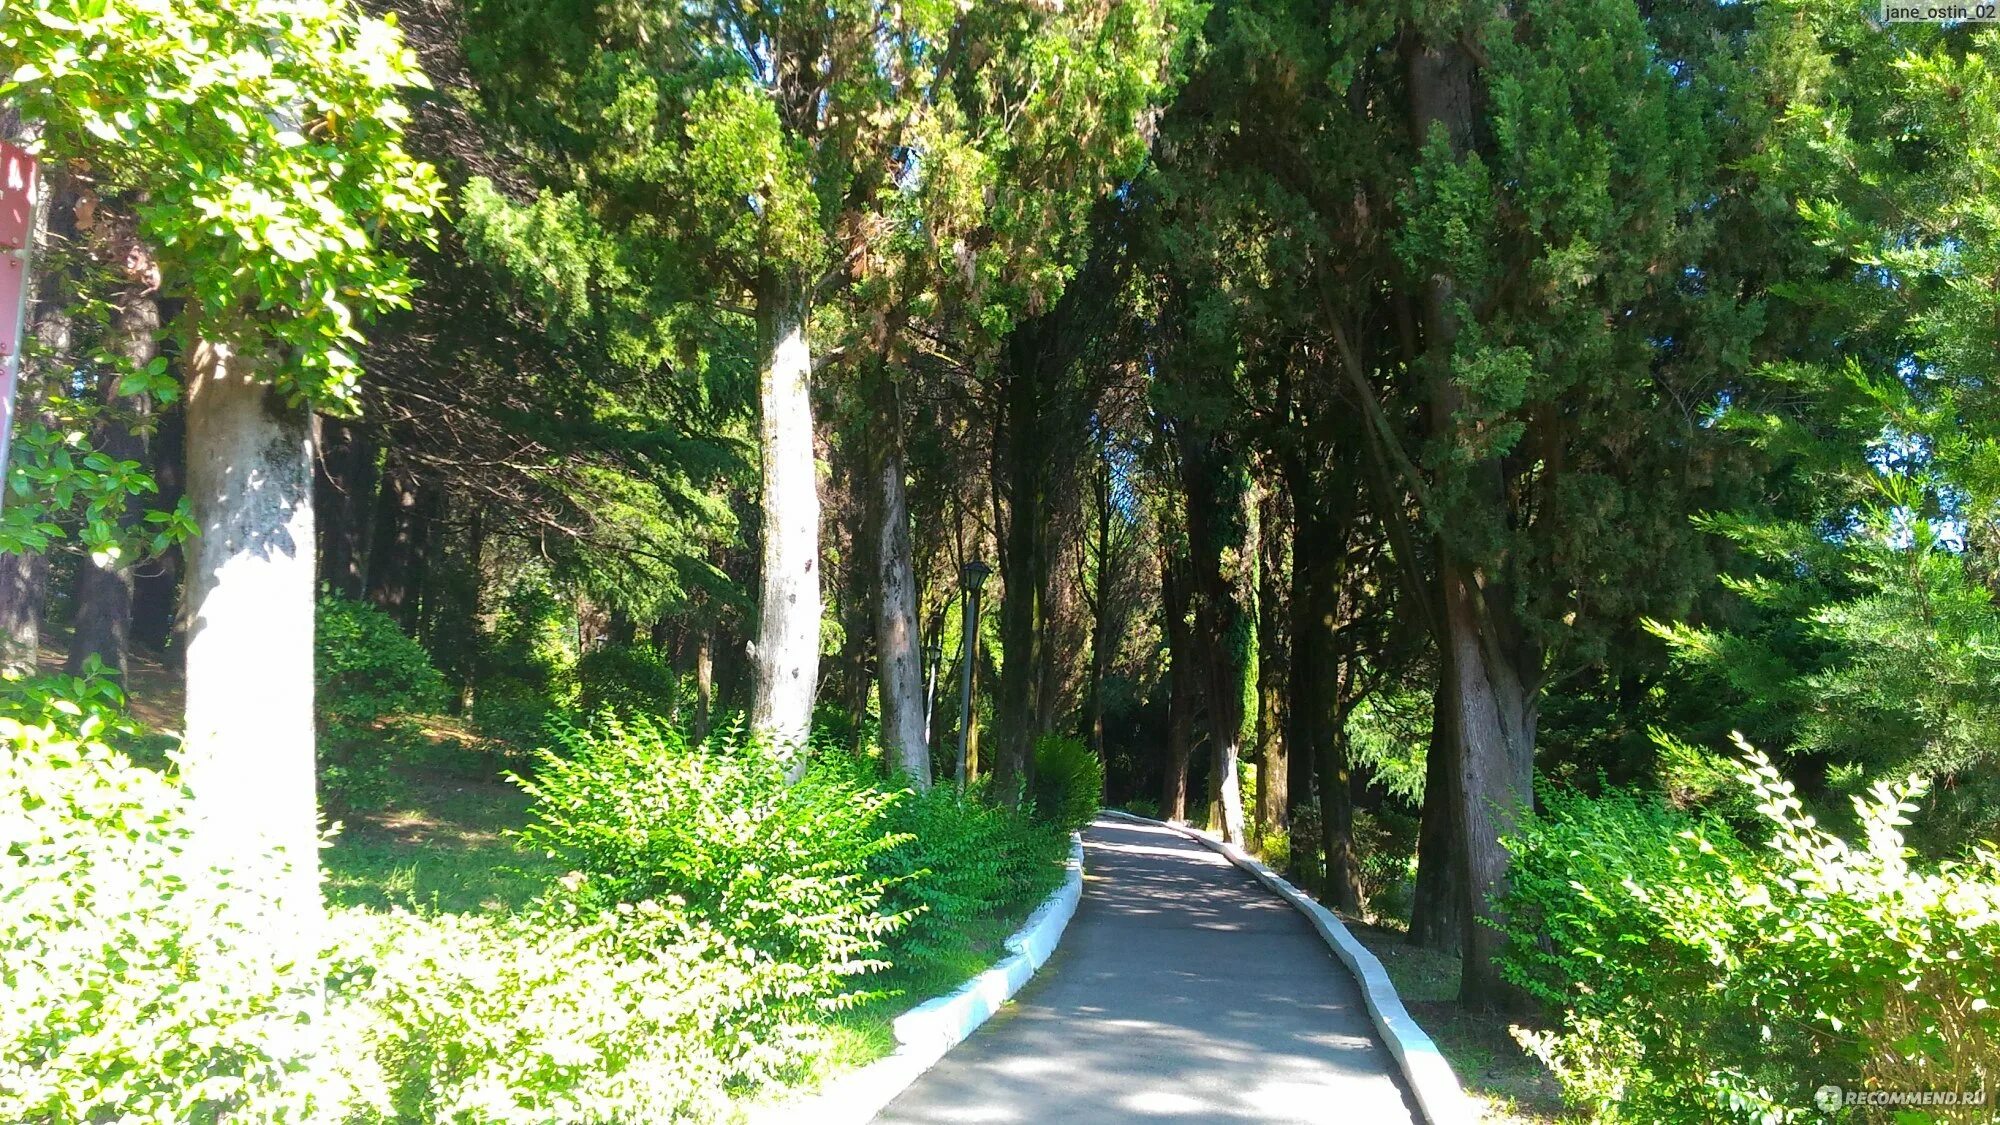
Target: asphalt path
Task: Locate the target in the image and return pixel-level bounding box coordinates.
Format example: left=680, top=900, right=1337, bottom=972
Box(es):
left=875, top=816, right=1421, bottom=1124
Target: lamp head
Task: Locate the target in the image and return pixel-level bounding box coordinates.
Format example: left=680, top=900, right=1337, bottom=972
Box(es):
left=961, top=559, right=992, bottom=594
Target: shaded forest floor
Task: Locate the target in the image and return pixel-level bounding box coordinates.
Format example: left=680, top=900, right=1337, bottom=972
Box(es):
left=1336, top=918, right=1576, bottom=1124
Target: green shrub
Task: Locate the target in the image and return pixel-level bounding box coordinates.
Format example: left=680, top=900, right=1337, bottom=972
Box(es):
left=576, top=643, right=678, bottom=719
left=1499, top=748, right=2000, bottom=1122
left=1123, top=796, right=1161, bottom=820
left=0, top=676, right=319, bottom=1123
left=873, top=781, right=1069, bottom=984
left=317, top=595, right=450, bottom=730
left=324, top=903, right=816, bottom=1123
left=514, top=715, right=910, bottom=1010
left=317, top=595, right=451, bottom=815
left=1031, top=734, right=1103, bottom=832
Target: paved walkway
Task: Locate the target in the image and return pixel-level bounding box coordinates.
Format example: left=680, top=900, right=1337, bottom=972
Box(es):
left=877, top=817, right=1420, bottom=1124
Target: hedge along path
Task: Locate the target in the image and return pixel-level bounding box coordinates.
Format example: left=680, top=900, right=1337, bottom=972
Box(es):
left=874, top=816, right=1436, bottom=1124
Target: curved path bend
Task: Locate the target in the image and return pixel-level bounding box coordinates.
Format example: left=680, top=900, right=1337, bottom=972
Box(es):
left=877, top=817, right=1420, bottom=1124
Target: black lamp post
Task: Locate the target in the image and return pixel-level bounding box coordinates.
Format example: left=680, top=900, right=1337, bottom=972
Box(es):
left=922, top=638, right=943, bottom=750
left=955, top=559, right=992, bottom=790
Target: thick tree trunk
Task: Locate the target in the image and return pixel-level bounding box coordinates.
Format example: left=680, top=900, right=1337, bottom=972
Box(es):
left=1178, top=432, right=1251, bottom=846
left=1410, top=675, right=1466, bottom=954
left=68, top=280, right=159, bottom=679
left=874, top=420, right=930, bottom=787
left=1254, top=481, right=1289, bottom=839
left=313, top=416, right=375, bottom=599
left=1291, top=505, right=1362, bottom=912
left=1441, top=555, right=1538, bottom=1007
left=365, top=456, right=426, bottom=628
left=0, top=553, right=44, bottom=676
left=180, top=340, right=319, bottom=946
left=990, top=376, right=1044, bottom=804
left=749, top=278, right=821, bottom=764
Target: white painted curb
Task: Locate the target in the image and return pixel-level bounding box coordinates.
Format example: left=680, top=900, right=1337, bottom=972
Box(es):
left=747, top=832, right=1086, bottom=1125
left=1100, top=810, right=1478, bottom=1125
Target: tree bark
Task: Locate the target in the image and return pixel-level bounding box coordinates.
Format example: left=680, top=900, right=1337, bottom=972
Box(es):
left=365, top=454, right=426, bottom=628
left=749, top=277, right=821, bottom=765
left=180, top=339, right=319, bottom=948
left=874, top=408, right=930, bottom=787
left=1254, top=480, right=1289, bottom=839
left=693, top=622, right=715, bottom=742
left=1408, top=32, right=1538, bottom=1010
left=68, top=278, right=159, bottom=679
left=990, top=368, right=1044, bottom=805
left=1291, top=497, right=1362, bottom=912
left=1410, top=675, right=1466, bottom=953
left=1178, top=430, right=1250, bottom=846
left=1161, top=551, right=1196, bottom=822
left=130, top=398, right=184, bottom=653
left=313, top=416, right=375, bottom=599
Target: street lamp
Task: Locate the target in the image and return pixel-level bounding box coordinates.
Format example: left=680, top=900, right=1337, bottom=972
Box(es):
left=954, top=559, right=992, bottom=791
left=922, top=637, right=943, bottom=751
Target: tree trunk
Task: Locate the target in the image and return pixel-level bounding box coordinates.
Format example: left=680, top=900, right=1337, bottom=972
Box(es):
left=693, top=622, right=715, bottom=742
left=749, top=277, right=821, bottom=764
left=1291, top=504, right=1362, bottom=912
left=1254, top=480, right=1289, bottom=839
left=313, top=416, right=374, bottom=599
left=874, top=414, right=930, bottom=787
left=365, top=455, right=426, bottom=628
left=68, top=280, right=160, bottom=679
left=1178, top=431, right=1250, bottom=846
left=1441, top=555, right=1538, bottom=1008
left=0, top=553, right=43, bottom=676
left=990, top=373, right=1044, bottom=805
left=1410, top=675, right=1465, bottom=954
left=1161, top=553, right=1195, bottom=822
left=180, top=340, right=319, bottom=947
left=131, top=398, right=184, bottom=653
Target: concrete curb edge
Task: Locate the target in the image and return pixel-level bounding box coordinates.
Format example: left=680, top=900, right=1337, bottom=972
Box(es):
left=1099, top=809, right=1477, bottom=1125
left=747, top=831, right=1087, bottom=1125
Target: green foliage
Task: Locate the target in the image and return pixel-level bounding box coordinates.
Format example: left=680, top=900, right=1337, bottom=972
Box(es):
left=575, top=644, right=678, bottom=718
left=472, top=581, right=580, bottom=745
left=318, top=595, right=450, bottom=731
left=872, top=781, right=1069, bottom=985
left=1031, top=733, right=1104, bottom=833
left=514, top=715, right=910, bottom=1010
left=0, top=676, right=317, bottom=1123
left=3, top=0, right=441, bottom=410
left=1499, top=750, right=2000, bottom=1122
left=315, top=595, right=451, bottom=816
left=323, top=904, right=818, bottom=1123
left=1123, top=796, right=1161, bottom=820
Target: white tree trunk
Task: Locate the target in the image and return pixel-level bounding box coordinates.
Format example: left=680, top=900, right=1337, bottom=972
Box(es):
left=874, top=429, right=930, bottom=788
left=750, top=281, right=822, bottom=769
left=180, top=339, right=320, bottom=950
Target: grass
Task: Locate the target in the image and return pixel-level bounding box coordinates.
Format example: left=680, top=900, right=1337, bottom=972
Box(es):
left=322, top=718, right=556, bottom=915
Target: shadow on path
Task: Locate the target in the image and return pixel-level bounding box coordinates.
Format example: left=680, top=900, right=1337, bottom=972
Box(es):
left=876, top=817, right=1421, bottom=1123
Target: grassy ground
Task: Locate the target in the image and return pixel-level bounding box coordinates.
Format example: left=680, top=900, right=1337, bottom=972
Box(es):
left=321, top=721, right=554, bottom=915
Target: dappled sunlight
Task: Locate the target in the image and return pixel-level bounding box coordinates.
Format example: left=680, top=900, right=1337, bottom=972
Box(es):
left=879, top=819, right=1419, bottom=1123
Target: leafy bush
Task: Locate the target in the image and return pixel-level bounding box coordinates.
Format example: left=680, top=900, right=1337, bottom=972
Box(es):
left=576, top=643, right=678, bottom=719
left=1031, top=733, right=1103, bottom=832
left=1499, top=748, right=2000, bottom=1122
left=515, top=715, right=910, bottom=1010
left=317, top=595, right=451, bottom=814
left=0, top=676, right=318, bottom=1123
left=873, top=781, right=1069, bottom=984
left=1353, top=809, right=1418, bottom=925
left=1123, top=796, right=1160, bottom=820
left=317, top=595, right=451, bottom=730
left=324, top=904, right=816, bottom=1123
